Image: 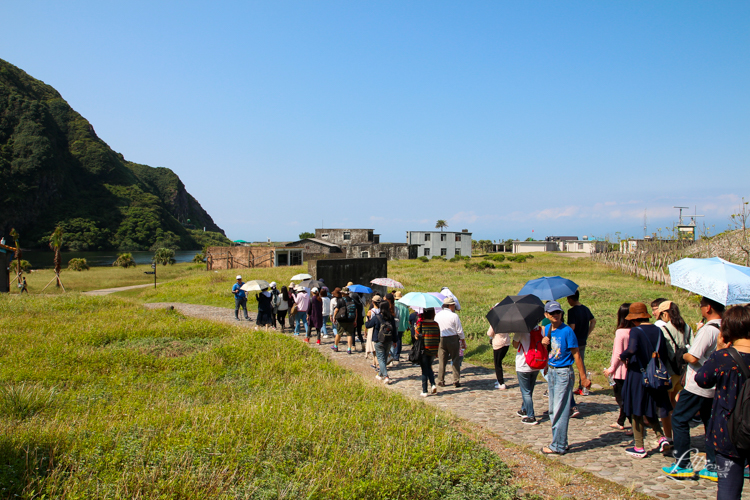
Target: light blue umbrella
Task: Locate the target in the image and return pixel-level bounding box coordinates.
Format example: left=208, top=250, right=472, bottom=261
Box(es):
left=397, top=292, right=444, bottom=309
left=668, top=257, right=750, bottom=306
left=518, top=276, right=579, bottom=301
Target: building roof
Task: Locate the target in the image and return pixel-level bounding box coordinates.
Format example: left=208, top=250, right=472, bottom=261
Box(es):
left=0, top=242, right=16, bottom=253
left=286, top=238, right=342, bottom=249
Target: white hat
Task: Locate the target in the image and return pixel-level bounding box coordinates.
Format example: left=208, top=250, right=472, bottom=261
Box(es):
left=236, top=275, right=242, bottom=280
left=311, top=287, right=319, bottom=293
left=270, top=281, right=277, bottom=288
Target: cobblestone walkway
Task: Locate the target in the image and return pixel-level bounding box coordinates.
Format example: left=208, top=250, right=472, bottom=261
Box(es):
left=147, top=303, right=748, bottom=500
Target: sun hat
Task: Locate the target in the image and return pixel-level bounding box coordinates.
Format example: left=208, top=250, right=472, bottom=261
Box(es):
left=347, top=281, right=354, bottom=286
left=443, top=296, right=456, bottom=306
left=394, top=291, right=403, bottom=299
left=544, top=301, right=563, bottom=313
left=341, top=286, right=350, bottom=295
left=270, top=281, right=277, bottom=289
left=332, top=287, right=342, bottom=297
left=372, top=294, right=382, bottom=304
left=626, top=302, right=652, bottom=320
left=236, top=275, right=242, bottom=280
left=656, top=300, right=673, bottom=315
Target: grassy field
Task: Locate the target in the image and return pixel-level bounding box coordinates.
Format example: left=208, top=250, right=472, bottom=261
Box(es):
left=0, top=295, right=515, bottom=499
left=115, top=254, right=702, bottom=380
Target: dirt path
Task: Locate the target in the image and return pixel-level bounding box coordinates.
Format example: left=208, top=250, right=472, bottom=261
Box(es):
left=83, top=283, right=162, bottom=296
left=144, top=302, right=741, bottom=500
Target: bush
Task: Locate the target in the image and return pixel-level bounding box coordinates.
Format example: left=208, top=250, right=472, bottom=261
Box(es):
left=465, top=260, right=496, bottom=271
left=67, top=258, right=89, bottom=271
left=488, top=254, right=506, bottom=262
left=192, top=252, right=205, bottom=263
left=507, top=255, right=527, bottom=263
left=431, top=255, right=446, bottom=261
left=418, top=256, right=429, bottom=263
left=496, top=263, right=511, bottom=270
left=113, top=253, right=136, bottom=268
left=152, top=248, right=176, bottom=266
left=450, top=255, right=471, bottom=262
left=12, top=260, right=32, bottom=272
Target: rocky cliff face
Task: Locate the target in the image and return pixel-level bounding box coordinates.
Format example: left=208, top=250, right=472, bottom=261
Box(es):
left=0, top=58, right=229, bottom=250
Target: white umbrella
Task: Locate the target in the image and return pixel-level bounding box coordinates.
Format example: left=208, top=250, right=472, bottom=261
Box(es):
left=669, top=257, right=750, bottom=305
left=291, top=273, right=312, bottom=281
left=241, top=279, right=270, bottom=292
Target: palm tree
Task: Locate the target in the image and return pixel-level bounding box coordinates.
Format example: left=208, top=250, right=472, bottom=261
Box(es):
left=9, top=228, right=21, bottom=284
left=43, top=226, right=66, bottom=291
left=435, top=220, right=448, bottom=231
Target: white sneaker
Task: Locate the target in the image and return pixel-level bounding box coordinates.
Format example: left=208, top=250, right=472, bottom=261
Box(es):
left=420, top=392, right=428, bottom=397
left=494, top=381, right=500, bottom=389
left=498, top=384, right=507, bottom=390
left=322, top=335, right=329, bottom=339
left=383, top=377, right=391, bottom=385
left=375, top=375, right=383, bottom=381
left=431, top=385, right=437, bottom=394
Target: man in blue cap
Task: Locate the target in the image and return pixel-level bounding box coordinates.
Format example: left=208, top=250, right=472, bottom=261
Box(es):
left=232, top=275, right=249, bottom=321
left=540, top=300, right=590, bottom=455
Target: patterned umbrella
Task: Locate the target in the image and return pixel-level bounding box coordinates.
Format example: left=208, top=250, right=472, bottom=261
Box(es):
left=669, top=257, right=750, bottom=305
left=370, top=278, right=404, bottom=289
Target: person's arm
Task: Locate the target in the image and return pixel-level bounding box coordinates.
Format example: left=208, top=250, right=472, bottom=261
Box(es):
left=512, top=332, right=521, bottom=350
left=456, top=316, right=465, bottom=347
left=684, top=353, right=700, bottom=365
left=606, top=330, right=625, bottom=375
left=588, top=318, right=596, bottom=336
left=571, top=348, right=591, bottom=387
left=620, top=328, right=638, bottom=361
left=365, top=315, right=378, bottom=329
left=695, top=353, right=719, bottom=389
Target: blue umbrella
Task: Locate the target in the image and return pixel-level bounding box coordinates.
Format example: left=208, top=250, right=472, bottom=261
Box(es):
left=397, top=292, right=444, bottom=309
left=668, top=257, right=750, bottom=306
left=518, top=276, right=579, bottom=301
left=348, top=284, right=372, bottom=294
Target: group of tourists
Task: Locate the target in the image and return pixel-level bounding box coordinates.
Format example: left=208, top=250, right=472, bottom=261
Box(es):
left=230, top=275, right=750, bottom=499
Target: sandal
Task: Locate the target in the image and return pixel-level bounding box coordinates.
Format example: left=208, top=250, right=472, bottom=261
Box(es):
left=610, top=423, right=625, bottom=430
left=541, top=446, right=564, bottom=455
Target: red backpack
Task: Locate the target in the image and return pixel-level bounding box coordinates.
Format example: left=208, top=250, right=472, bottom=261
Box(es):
left=519, top=326, right=548, bottom=370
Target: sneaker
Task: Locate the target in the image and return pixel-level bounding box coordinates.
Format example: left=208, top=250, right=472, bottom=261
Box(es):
left=494, top=381, right=500, bottom=389
left=698, top=468, right=718, bottom=482
left=322, top=334, right=329, bottom=339
left=573, top=388, right=583, bottom=396
left=625, top=447, right=647, bottom=458
left=383, top=377, right=391, bottom=385
left=570, top=407, right=581, bottom=418
left=454, top=382, right=461, bottom=388
left=431, top=385, right=437, bottom=394
left=745, top=465, right=749, bottom=479
left=294, top=333, right=300, bottom=336
left=236, top=318, right=241, bottom=321
left=658, top=437, right=672, bottom=453
left=521, top=416, right=539, bottom=425
left=303, top=338, right=309, bottom=343
left=375, top=375, right=383, bottom=381
left=517, top=409, right=527, bottom=417
left=316, top=339, right=321, bottom=345
left=437, top=381, right=446, bottom=387
left=347, top=349, right=352, bottom=355
left=661, top=463, right=695, bottom=479
left=331, top=345, right=338, bottom=352
left=497, top=384, right=507, bottom=390
left=420, top=392, right=428, bottom=397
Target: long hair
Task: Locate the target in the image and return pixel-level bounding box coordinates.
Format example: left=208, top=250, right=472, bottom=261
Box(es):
left=665, top=302, right=687, bottom=333
left=281, top=286, right=290, bottom=301
left=617, top=303, right=634, bottom=329
left=380, top=301, right=394, bottom=321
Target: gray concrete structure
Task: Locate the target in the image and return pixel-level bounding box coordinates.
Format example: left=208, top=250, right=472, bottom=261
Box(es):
left=308, top=257, right=388, bottom=297
left=287, top=229, right=415, bottom=261
left=406, top=230, right=472, bottom=258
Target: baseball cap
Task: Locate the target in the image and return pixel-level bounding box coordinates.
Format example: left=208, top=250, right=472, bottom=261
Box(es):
left=544, top=301, right=563, bottom=313
left=236, top=275, right=242, bottom=280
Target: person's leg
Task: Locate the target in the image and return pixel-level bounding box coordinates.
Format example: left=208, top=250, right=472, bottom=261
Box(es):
left=447, top=336, right=461, bottom=384
left=577, top=346, right=586, bottom=389
left=716, top=453, right=745, bottom=500
left=613, top=379, right=627, bottom=427
left=493, top=346, right=510, bottom=385
left=426, top=354, right=435, bottom=387
left=242, top=298, right=249, bottom=319
left=347, top=329, right=355, bottom=351
left=294, top=312, right=300, bottom=335
left=235, top=297, right=241, bottom=319
left=661, top=414, right=673, bottom=441
left=396, top=331, right=403, bottom=360
left=632, top=415, right=645, bottom=449
left=302, top=313, right=309, bottom=336
left=375, top=342, right=390, bottom=378
left=517, top=372, right=533, bottom=417
left=419, top=354, right=430, bottom=393
left=699, top=395, right=717, bottom=470
left=321, top=316, right=328, bottom=337
left=437, top=338, right=448, bottom=385
left=549, top=367, right=574, bottom=453
left=671, top=390, right=702, bottom=469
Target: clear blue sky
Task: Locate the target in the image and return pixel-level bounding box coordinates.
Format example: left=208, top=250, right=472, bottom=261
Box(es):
left=3, top=1, right=748, bottom=242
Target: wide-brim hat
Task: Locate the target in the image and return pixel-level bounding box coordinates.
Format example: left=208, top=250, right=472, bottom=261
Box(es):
left=341, top=286, right=350, bottom=295
left=347, top=281, right=354, bottom=287
left=394, top=291, right=403, bottom=299
left=332, top=287, right=342, bottom=297
left=626, top=302, right=651, bottom=320
left=443, top=296, right=456, bottom=306
left=372, top=294, right=382, bottom=304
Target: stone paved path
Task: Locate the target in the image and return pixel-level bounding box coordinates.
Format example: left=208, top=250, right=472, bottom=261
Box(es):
left=147, top=302, right=749, bottom=500
left=83, top=283, right=162, bottom=296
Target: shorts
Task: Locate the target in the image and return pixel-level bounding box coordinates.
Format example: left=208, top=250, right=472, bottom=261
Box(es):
left=337, top=321, right=355, bottom=337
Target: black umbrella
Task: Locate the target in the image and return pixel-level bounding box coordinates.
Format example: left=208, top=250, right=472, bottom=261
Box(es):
left=486, top=295, right=545, bottom=334
left=299, top=279, right=325, bottom=290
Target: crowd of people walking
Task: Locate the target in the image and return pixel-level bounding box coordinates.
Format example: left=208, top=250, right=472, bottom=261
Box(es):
left=231, top=275, right=750, bottom=500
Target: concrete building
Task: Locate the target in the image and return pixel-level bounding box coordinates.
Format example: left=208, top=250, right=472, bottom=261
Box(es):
left=286, top=228, right=415, bottom=261
left=512, top=236, right=606, bottom=254
left=206, top=246, right=304, bottom=270
left=406, top=230, right=472, bottom=258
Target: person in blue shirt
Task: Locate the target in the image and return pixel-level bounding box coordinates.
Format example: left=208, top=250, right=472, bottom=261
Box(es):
left=541, top=300, right=590, bottom=455
left=232, top=275, right=249, bottom=321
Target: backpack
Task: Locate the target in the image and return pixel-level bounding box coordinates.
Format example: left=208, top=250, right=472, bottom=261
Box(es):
left=519, top=326, right=548, bottom=370
left=727, top=348, right=750, bottom=457
left=337, top=297, right=356, bottom=323
left=639, top=327, right=672, bottom=390
left=660, top=325, right=688, bottom=375
left=377, top=314, right=394, bottom=342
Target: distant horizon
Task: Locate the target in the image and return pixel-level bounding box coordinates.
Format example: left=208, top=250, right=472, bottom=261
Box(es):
left=3, top=2, right=747, bottom=244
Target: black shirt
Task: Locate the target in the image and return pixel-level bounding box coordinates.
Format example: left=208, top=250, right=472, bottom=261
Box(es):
left=567, top=304, right=594, bottom=347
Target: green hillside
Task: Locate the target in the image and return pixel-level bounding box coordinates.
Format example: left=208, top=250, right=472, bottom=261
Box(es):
left=0, top=58, right=230, bottom=251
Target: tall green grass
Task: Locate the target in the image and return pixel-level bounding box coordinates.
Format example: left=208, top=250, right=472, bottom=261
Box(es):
left=0, top=295, right=514, bottom=499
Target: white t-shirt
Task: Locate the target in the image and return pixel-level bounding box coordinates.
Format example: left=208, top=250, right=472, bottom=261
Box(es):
left=683, top=320, right=721, bottom=398
left=513, top=331, right=537, bottom=373
left=654, top=319, right=667, bottom=328
left=321, top=297, right=331, bottom=316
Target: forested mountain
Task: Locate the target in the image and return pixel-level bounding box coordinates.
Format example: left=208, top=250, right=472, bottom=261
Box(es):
left=0, top=58, right=230, bottom=251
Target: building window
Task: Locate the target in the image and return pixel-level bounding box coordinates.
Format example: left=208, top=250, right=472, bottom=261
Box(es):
left=455, top=234, right=461, bottom=242
left=368, top=231, right=374, bottom=242
left=424, top=233, right=431, bottom=241
left=361, top=251, right=369, bottom=258
left=441, top=248, right=447, bottom=256
left=343, top=232, right=351, bottom=241
left=290, top=251, right=302, bottom=266
left=379, top=252, right=386, bottom=258
left=441, top=234, right=447, bottom=241
left=424, top=248, right=430, bottom=256
left=578, top=243, right=584, bottom=250
left=321, top=233, right=329, bottom=239
left=277, top=252, right=289, bottom=266
left=455, top=248, right=460, bottom=256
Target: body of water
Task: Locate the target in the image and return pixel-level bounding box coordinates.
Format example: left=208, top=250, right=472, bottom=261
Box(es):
left=21, top=250, right=201, bottom=269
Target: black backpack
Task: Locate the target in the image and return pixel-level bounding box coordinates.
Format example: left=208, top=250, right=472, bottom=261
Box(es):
left=727, top=348, right=750, bottom=457
left=660, top=326, right=688, bottom=375
left=337, top=297, right=357, bottom=323
left=377, top=314, right=394, bottom=342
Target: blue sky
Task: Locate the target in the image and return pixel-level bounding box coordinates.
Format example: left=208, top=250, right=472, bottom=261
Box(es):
left=2, top=1, right=748, bottom=242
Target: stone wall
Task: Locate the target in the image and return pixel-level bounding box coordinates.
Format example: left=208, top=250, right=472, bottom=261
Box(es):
left=206, top=246, right=275, bottom=270
left=315, top=228, right=374, bottom=246
left=344, top=243, right=413, bottom=260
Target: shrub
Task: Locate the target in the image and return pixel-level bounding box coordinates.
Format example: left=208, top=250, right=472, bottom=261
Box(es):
left=192, top=252, right=205, bottom=263
left=488, top=254, right=506, bottom=262
left=431, top=255, right=446, bottom=261
left=67, top=258, right=89, bottom=271
left=507, top=255, right=527, bottom=263
left=464, top=260, right=496, bottom=271
left=13, top=259, right=32, bottom=272
left=418, top=256, right=429, bottom=263
left=496, top=263, right=511, bottom=270
left=153, top=248, right=176, bottom=266
left=113, top=253, right=136, bottom=268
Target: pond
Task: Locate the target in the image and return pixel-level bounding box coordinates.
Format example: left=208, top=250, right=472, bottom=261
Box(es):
left=20, top=250, right=201, bottom=269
